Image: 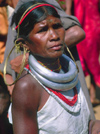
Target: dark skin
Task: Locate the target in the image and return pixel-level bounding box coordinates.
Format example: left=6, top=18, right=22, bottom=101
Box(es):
left=10, top=25, right=85, bottom=73
left=27, top=16, right=65, bottom=59
left=12, top=15, right=100, bottom=134
left=0, top=0, right=85, bottom=95
left=1, top=0, right=85, bottom=73
left=12, top=72, right=47, bottom=134
left=12, top=15, right=65, bottom=134
left=1, top=0, right=100, bottom=133
left=64, top=25, right=85, bottom=48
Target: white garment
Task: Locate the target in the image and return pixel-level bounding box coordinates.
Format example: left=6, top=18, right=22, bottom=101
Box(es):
left=8, top=103, right=12, bottom=123
left=7, top=6, right=14, bottom=19
left=37, top=81, right=90, bottom=134
left=8, top=81, right=90, bottom=134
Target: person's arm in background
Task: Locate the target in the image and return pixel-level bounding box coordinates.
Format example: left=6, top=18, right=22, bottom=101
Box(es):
left=64, top=25, right=85, bottom=48
left=64, top=0, right=85, bottom=48
left=10, top=53, right=29, bottom=74
left=65, top=0, right=73, bottom=15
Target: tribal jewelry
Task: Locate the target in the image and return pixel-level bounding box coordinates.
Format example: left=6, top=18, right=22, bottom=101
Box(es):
left=3, top=43, right=27, bottom=86
left=15, top=3, right=57, bottom=31
left=38, top=58, right=61, bottom=72
left=29, top=54, right=78, bottom=90
left=24, top=66, right=81, bottom=113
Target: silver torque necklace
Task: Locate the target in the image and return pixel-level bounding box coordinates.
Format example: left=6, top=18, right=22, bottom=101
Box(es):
left=28, top=54, right=78, bottom=91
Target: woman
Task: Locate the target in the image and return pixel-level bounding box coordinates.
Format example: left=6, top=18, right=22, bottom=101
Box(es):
left=8, top=1, right=100, bottom=134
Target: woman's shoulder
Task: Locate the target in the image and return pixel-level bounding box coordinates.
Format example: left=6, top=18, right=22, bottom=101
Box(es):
left=12, top=70, right=41, bottom=110
left=14, top=71, right=38, bottom=90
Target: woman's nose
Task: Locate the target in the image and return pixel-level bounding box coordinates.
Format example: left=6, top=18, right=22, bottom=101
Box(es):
left=49, top=29, right=59, bottom=40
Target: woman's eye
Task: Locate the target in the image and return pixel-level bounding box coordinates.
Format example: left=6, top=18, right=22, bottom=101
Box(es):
left=38, top=26, right=48, bottom=33
left=53, top=23, right=63, bottom=29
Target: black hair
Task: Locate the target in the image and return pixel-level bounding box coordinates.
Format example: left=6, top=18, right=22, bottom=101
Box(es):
left=12, top=1, right=60, bottom=37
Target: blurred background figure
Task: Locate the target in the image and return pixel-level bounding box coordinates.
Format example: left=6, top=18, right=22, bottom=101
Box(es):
left=0, top=74, right=13, bottom=134
left=65, top=0, right=100, bottom=105
left=0, top=6, right=8, bottom=64
left=0, top=1, right=14, bottom=96
left=0, top=3, right=14, bottom=65
left=0, top=3, right=14, bottom=134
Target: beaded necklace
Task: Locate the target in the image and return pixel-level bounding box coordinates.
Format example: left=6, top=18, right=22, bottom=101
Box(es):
left=38, top=58, right=61, bottom=72
left=25, top=58, right=78, bottom=106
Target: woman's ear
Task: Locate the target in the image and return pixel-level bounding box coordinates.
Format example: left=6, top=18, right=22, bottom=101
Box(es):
left=23, top=43, right=30, bottom=51
left=15, top=38, right=30, bottom=51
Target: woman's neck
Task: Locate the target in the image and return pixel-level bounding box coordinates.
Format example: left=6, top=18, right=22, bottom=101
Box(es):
left=34, top=55, right=61, bottom=73
left=38, top=58, right=61, bottom=72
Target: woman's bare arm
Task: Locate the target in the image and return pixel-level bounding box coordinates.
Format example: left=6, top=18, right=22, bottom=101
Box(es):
left=12, top=73, right=41, bottom=134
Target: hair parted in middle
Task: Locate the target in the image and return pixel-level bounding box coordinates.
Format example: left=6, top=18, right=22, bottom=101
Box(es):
left=12, top=1, right=60, bottom=37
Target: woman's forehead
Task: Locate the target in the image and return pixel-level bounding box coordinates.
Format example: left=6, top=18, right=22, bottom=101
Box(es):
left=36, top=15, right=61, bottom=26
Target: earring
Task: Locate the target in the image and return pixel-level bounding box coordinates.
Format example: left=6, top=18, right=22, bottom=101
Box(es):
left=3, top=41, right=28, bottom=86
left=64, top=43, right=79, bottom=72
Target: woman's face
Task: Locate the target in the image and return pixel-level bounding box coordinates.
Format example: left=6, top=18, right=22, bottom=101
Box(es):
left=27, top=15, right=65, bottom=59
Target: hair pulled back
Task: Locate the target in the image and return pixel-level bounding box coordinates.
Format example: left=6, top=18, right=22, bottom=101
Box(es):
left=12, top=1, right=60, bottom=37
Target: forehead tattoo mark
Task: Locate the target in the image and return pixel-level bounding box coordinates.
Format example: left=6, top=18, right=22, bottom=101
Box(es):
left=47, top=19, right=53, bottom=23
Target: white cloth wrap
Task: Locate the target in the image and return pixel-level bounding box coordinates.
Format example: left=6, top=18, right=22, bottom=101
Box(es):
left=37, top=81, right=90, bottom=134
left=8, top=81, right=90, bottom=134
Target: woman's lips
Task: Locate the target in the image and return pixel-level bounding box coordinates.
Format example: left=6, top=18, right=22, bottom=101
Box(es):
left=50, top=44, right=63, bottom=50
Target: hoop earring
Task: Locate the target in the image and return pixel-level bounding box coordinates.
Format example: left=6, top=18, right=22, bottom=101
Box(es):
left=3, top=42, right=27, bottom=86
left=64, top=43, right=79, bottom=72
